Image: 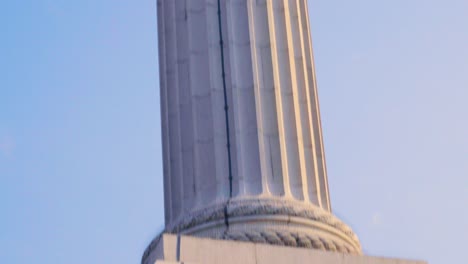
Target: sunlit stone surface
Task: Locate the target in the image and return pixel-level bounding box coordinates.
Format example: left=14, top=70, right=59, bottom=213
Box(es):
left=143, top=0, right=425, bottom=264
left=148, top=0, right=360, bottom=258
left=146, top=235, right=427, bottom=264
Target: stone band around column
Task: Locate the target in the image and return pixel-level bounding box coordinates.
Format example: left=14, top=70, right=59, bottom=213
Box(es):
left=142, top=198, right=362, bottom=264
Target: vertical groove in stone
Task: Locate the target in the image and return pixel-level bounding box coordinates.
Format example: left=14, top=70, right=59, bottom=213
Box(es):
left=267, top=0, right=303, bottom=199
left=217, top=0, right=238, bottom=199
left=294, top=0, right=320, bottom=205
left=205, top=0, right=230, bottom=202
left=222, top=0, right=239, bottom=196
left=186, top=0, right=203, bottom=210
left=157, top=0, right=172, bottom=224
left=246, top=0, right=266, bottom=196
left=266, top=0, right=290, bottom=197
left=298, top=0, right=330, bottom=210
left=225, top=0, right=262, bottom=196
left=188, top=0, right=219, bottom=206
left=283, top=0, right=309, bottom=202
left=165, top=0, right=184, bottom=221
left=175, top=0, right=196, bottom=214
left=249, top=0, right=284, bottom=196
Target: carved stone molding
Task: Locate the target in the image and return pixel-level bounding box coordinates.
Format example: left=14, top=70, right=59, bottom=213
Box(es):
left=143, top=198, right=362, bottom=263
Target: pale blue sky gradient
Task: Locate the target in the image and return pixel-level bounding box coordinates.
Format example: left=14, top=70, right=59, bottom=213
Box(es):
left=1, top=1, right=467, bottom=263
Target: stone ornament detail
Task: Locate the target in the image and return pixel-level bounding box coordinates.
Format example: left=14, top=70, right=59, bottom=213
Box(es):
left=223, top=230, right=355, bottom=253
left=142, top=198, right=362, bottom=263
left=167, top=199, right=358, bottom=243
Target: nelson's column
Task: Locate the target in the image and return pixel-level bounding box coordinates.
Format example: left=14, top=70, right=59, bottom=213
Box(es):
left=143, top=1, right=426, bottom=264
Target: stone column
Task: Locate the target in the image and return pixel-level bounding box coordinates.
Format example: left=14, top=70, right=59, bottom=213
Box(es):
left=150, top=0, right=361, bottom=257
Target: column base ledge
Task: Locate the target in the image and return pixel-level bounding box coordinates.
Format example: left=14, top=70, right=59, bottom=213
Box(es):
left=144, top=198, right=362, bottom=263
left=143, top=234, right=426, bottom=264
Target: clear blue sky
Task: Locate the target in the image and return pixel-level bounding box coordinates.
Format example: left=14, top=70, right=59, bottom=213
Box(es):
left=1, top=1, right=466, bottom=263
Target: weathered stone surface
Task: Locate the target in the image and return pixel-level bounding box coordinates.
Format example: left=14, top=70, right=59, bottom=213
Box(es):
left=147, top=235, right=426, bottom=264
left=158, top=0, right=333, bottom=217
left=144, top=1, right=427, bottom=263
left=148, top=0, right=363, bottom=258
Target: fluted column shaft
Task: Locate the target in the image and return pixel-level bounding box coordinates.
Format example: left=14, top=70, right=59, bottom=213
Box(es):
left=159, top=0, right=331, bottom=225
left=145, top=1, right=363, bottom=259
